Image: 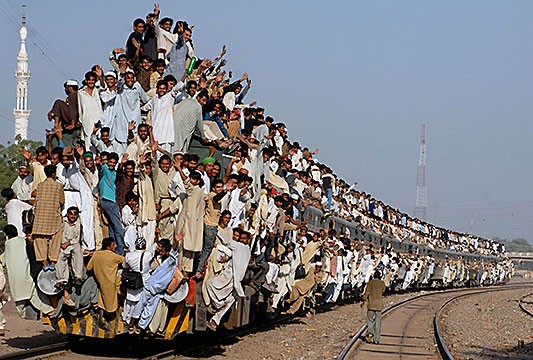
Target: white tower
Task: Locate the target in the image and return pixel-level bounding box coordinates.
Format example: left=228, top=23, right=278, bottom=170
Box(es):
left=13, top=5, right=31, bottom=140
left=414, top=124, right=427, bottom=220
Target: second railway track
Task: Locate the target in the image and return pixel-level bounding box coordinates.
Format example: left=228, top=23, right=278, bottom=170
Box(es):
left=338, top=283, right=533, bottom=360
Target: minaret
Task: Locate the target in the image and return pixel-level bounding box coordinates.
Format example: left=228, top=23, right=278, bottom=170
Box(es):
left=13, top=4, right=31, bottom=140
left=414, top=124, right=427, bottom=221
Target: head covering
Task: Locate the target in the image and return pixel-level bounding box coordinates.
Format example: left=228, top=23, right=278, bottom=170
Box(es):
left=18, top=164, right=27, bottom=170
left=202, top=156, right=215, bottom=165
left=83, top=151, right=94, bottom=158
left=65, top=79, right=78, bottom=87
left=105, top=70, right=117, bottom=78
left=291, top=193, right=299, bottom=200
left=135, top=236, right=147, bottom=250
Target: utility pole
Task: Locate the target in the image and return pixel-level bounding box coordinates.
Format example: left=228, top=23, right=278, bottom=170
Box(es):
left=414, top=124, right=427, bottom=220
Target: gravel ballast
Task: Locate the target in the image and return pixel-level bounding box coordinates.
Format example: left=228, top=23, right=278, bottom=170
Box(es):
left=440, top=287, right=533, bottom=360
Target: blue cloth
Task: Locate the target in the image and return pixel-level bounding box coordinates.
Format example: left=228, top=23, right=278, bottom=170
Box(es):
left=99, top=164, right=117, bottom=202
left=203, top=111, right=230, bottom=137
left=326, top=188, right=333, bottom=210
left=134, top=249, right=178, bottom=328
left=165, top=35, right=187, bottom=80
left=110, top=80, right=149, bottom=143
left=196, top=224, right=218, bottom=273
left=100, top=199, right=125, bottom=255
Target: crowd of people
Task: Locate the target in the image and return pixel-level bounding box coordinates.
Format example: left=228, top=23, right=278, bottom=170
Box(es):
left=0, top=4, right=510, bottom=336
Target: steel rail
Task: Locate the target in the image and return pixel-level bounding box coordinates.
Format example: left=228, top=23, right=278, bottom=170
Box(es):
left=518, top=292, right=533, bottom=317
left=434, top=285, right=533, bottom=360
left=0, top=341, right=69, bottom=360
left=3, top=284, right=529, bottom=360
left=338, top=283, right=532, bottom=360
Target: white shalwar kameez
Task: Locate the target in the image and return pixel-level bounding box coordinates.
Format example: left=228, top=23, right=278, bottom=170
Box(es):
left=122, top=244, right=157, bottom=324
left=205, top=236, right=250, bottom=325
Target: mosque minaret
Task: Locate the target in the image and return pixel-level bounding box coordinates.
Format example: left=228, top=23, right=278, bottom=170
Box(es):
left=13, top=5, right=31, bottom=140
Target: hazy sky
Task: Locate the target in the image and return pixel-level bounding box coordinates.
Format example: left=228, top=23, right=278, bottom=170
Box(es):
left=1, top=0, right=532, bottom=242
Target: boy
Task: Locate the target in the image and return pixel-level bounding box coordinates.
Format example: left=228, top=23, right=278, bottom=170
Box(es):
left=149, top=59, right=167, bottom=96
left=122, top=192, right=140, bottom=253
left=56, top=206, right=84, bottom=306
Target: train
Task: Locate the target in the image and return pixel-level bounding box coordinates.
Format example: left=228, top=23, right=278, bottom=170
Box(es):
left=36, top=204, right=506, bottom=341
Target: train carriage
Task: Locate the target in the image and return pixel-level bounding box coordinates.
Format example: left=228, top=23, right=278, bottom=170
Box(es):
left=25, top=204, right=504, bottom=341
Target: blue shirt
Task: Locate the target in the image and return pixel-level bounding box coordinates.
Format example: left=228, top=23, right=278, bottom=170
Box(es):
left=99, top=164, right=117, bottom=202
left=111, top=80, right=149, bottom=143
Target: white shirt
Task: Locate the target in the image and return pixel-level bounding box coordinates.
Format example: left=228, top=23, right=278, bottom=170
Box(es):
left=78, top=87, right=104, bottom=138
left=291, top=149, right=303, bottom=171
left=252, top=123, right=269, bottom=142
left=142, top=82, right=184, bottom=144
left=11, top=175, right=33, bottom=201
left=100, top=88, right=117, bottom=128
left=201, top=171, right=211, bottom=195
left=6, top=199, right=32, bottom=237
left=155, top=25, right=179, bottom=58
left=228, top=187, right=250, bottom=227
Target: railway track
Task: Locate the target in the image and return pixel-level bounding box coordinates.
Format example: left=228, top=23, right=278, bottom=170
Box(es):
left=3, top=283, right=530, bottom=360
left=338, top=283, right=533, bottom=360
left=518, top=292, right=533, bottom=317
left=0, top=341, right=70, bottom=360
left=0, top=313, right=299, bottom=360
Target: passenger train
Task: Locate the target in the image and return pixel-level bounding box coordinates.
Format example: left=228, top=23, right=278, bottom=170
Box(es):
left=35, top=204, right=505, bottom=341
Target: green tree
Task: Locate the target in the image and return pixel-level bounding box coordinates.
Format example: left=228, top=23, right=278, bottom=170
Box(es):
left=494, top=236, right=533, bottom=253
left=0, top=136, right=43, bottom=246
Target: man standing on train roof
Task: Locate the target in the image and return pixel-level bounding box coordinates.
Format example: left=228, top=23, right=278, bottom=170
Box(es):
left=361, top=270, right=386, bottom=344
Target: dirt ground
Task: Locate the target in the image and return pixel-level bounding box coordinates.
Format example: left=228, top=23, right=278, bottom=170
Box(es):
left=441, top=286, right=533, bottom=360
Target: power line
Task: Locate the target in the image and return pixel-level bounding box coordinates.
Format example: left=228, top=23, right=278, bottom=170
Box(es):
left=5, top=0, right=78, bottom=78
left=0, top=2, right=76, bottom=80
left=0, top=113, right=45, bottom=138
left=0, top=5, right=20, bottom=32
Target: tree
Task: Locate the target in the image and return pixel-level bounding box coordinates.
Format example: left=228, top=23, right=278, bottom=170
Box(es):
left=494, top=236, right=533, bottom=253
left=0, top=136, right=43, bottom=247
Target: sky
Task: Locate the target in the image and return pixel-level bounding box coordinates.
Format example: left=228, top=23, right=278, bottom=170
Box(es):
left=0, top=0, right=532, bottom=242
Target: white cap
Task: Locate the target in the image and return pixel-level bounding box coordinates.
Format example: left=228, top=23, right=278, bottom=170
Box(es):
left=291, top=193, right=299, bottom=200
left=65, top=79, right=78, bottom=87
left=105, top=71, right=117, bottom=78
